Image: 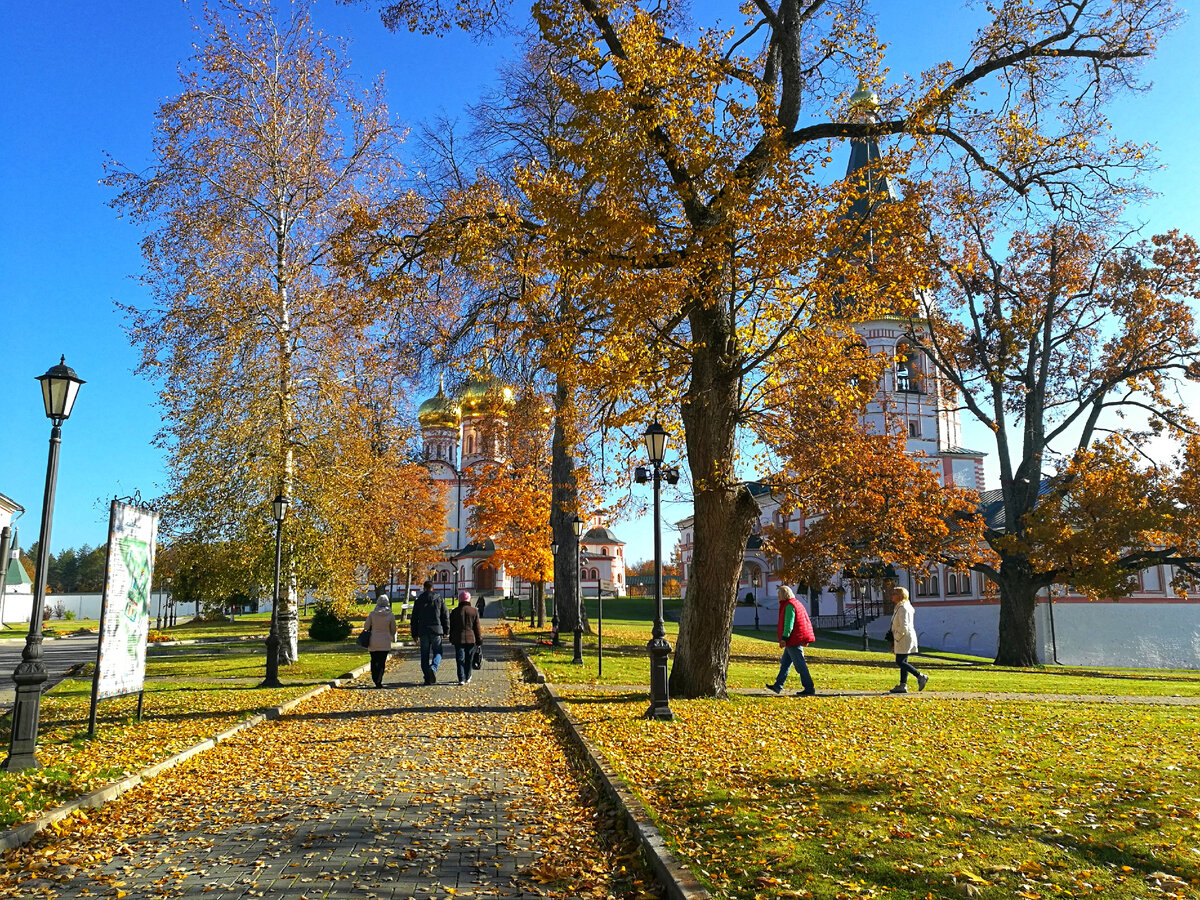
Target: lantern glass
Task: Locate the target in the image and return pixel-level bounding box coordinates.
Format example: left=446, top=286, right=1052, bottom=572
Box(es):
left=572, top=515, right=585, bottom=537
left=643, top=420, right=668, bottom=464
left=272, top=494, right=289, bottom=523
left=551, top=541, right=559, bottom=556
left=37, top=356, right=85, bottom=422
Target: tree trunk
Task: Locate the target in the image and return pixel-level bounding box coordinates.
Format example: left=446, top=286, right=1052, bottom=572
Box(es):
left=669, top=301, right=759, bottom=698
left=994, top=555, right=1041, bottom=666
left=280, top=572, right=299, bottom=664
left=550, top=378, right=589, bottom=634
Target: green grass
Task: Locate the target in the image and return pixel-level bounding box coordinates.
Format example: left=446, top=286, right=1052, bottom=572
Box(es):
left=515, top=613, right=1200, bottom=697
left=563, top=693, right=1200, bottom=899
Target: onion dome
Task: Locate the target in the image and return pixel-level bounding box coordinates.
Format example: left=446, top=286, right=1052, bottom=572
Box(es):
left=458, top=372, right=514, bottom=417
left=848, top=79, right=880, bottom=114
left=417, top=384, right=461, bottom=430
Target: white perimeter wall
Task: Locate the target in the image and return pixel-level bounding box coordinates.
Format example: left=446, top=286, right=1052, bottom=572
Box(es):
left=738, top=597, right=1200, bottom=669
left=1034, top=600, right=1200, bottom=670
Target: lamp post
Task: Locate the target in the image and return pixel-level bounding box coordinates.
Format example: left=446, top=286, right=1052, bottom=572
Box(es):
left=571, top=515, right=585, bottom=664
left=4, top=357, right=84, bottom=771
left=261, top=493, right=289, bottom=688
left=752, top=570, right=761, bottom=631
left=550, top=539, right=560, bottom=645
left=634, top=419, right=676, bottom=721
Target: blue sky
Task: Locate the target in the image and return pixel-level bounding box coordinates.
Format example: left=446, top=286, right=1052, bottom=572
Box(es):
left=2, top=1, right=1198, bottom=565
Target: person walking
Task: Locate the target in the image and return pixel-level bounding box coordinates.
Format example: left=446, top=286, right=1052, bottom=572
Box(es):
left=410, top=580, right=450, bottom=685
left=888, top=586, right=929, bottom=694
left=363, top=593, right=398, bottom=688
left=766, top=585, right=817, bottom=696
left=448, top=590, right=483, bottom=685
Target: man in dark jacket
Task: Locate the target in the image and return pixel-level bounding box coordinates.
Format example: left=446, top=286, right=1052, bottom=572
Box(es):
left=411, top=580, right=450, bottom=684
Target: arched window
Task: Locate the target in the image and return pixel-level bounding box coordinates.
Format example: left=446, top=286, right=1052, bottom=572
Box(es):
left=601, top=547, right=608, bottom=556
left=580, top=568, right=587, bottom=581
left=896, top=343, right=924, bottom=393
left=590, top=568, right=599, bottom=580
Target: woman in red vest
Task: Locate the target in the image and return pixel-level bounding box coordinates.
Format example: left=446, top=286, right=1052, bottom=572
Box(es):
left=766, top=585, right=817, bottom=696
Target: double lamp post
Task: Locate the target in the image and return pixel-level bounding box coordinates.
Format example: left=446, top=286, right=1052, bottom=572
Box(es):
left=634, top=420, right=679, bottom=721
left=4, top=357, right=85, bottom=772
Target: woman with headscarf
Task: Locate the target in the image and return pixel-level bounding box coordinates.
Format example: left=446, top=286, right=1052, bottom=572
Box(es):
left=448, top=590, right=483, bottom=685
left=364, top=593, right=398, bottom=688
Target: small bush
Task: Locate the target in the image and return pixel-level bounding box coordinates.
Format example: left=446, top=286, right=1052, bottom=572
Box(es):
left=308, top=601, right=353, bottom=641
left=63, top=610, right=76, bottom=621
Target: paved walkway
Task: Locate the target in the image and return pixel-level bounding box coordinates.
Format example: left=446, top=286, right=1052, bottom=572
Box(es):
left=5, top=637, right=653, bottom=900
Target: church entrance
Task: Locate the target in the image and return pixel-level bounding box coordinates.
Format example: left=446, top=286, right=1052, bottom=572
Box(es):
left=475, top=564, right=496, bottom=593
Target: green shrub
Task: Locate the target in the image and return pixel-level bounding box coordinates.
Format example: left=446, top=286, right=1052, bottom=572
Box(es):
left=308, top=600, right=353, bottom=641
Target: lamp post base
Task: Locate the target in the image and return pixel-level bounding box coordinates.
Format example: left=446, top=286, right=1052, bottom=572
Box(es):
left=571, top=628, right=583, bottom=665
left=645, top=637, right=673, bottom=721
left=3, top=662, right=49, bottom=771
left=261, top=632, right=282, bottom=688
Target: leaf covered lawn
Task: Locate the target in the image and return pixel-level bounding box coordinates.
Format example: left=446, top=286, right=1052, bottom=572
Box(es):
left=566, top=692, right=1200, bottom=899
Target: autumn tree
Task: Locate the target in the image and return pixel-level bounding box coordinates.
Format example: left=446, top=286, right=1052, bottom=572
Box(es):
left=756, top=327, right=985, bottom=589
left=349, top=41, right=613, bottom=636
left=360, top=0, right=1179, bottom=696
left=107, top=0, right=423, bottom=662
left=463, top=394, right=555, bottom=622
left=906, top=220, right=1200, bottom=665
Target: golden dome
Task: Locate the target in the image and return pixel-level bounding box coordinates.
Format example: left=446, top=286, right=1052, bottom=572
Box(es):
left=417, top=386, right=461, bottom=430
left=458, top=372, right=514, bottom=417
left=848, top=79, right=880, bottom=112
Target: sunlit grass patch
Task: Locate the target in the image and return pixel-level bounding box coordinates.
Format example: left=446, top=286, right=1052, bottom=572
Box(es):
left=563, top=693, right=1200, bottom=899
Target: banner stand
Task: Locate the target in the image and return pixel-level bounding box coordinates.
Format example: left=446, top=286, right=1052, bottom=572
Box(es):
left=87, top=496, right=157, bottom=739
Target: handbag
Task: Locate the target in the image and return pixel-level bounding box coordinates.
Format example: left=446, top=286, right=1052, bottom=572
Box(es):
left=357, top=626, right=371, bottom=648
left=471, top=644, right=483, bottom=670
left=884, top=629, right=894, bottom=646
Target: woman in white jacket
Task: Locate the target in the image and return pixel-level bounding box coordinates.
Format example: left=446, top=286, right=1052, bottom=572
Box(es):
left=888, top=587, right=928, bottom=694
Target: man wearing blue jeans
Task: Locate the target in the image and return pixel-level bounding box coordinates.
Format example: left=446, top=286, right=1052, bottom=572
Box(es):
left=766, top=585, right=817, bottom=696
left=410, top=581, right=450, bottom=684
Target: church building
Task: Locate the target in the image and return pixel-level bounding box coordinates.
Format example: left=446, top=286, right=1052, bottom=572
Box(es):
left=416, top=376, right=627, bottom=600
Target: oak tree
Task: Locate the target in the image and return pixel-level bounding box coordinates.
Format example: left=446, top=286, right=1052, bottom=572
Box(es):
left=361, top=0, right=1180, bottom=694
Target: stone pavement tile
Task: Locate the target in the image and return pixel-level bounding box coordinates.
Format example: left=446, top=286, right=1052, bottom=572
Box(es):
left=0, top=638, right=657, bottom=900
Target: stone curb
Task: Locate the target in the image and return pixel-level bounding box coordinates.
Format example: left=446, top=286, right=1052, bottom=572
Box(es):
left=0, top=652, right=393, bottom=852
left=517, top=648, right=712, bottom=900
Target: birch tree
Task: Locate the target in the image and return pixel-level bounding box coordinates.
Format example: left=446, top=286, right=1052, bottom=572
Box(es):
left=108, top=0, right=420, bottom=662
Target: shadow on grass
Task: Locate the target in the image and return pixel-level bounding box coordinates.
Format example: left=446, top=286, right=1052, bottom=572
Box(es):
left=656, top=765, right=1198, bottom=898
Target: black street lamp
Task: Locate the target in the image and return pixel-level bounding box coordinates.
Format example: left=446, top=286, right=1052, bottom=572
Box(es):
left=4, top=357, right=84, bottom=771
left=634, top=419, right=677, bottom=721
left=261, top=493, right=289, bottom=688
left=571, top=515, right=585, bottom=664
left=549, top=539, right=561, bottom=644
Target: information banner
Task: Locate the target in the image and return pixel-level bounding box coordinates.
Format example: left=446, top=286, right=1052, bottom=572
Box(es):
left=96, top=500, right=159, bottom=700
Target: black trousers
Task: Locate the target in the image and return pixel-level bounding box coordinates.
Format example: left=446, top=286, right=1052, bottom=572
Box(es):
left=370, top=650, right=388, bottom=686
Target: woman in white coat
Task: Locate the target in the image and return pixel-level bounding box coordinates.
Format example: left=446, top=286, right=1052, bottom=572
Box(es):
left=888, top=587, right=928, bottom=694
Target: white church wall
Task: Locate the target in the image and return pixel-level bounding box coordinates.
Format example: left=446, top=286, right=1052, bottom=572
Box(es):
left=1034, top=600, right=1200, bottom=670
